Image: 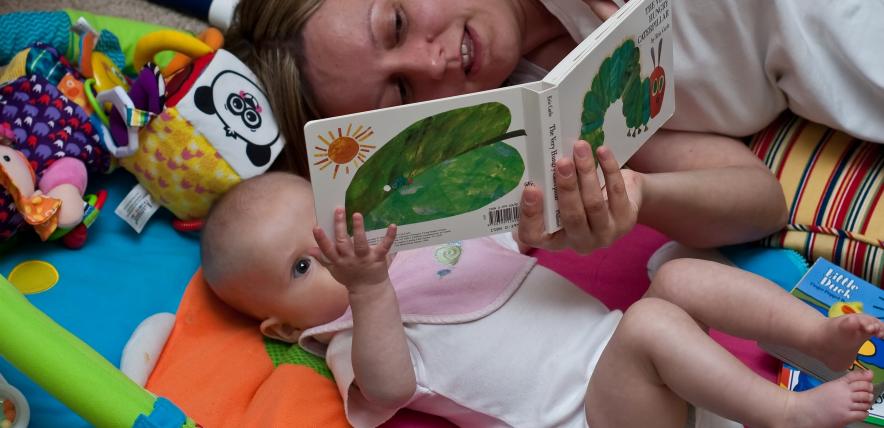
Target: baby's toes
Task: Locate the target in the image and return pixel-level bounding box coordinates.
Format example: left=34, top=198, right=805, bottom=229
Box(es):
left=863, top=318, right=881, bottom=334
left=874, top=319, right=884, bottom=335
left=845, top=370, right=874, bottom=384
left=851, top=391, right=874, bottom=405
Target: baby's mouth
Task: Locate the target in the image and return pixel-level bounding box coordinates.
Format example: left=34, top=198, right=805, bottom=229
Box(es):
left=461, top=27, right=475, bottom=75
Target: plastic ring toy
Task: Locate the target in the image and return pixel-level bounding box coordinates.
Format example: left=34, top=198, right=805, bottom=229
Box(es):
left=91, top=52, right=129, bottom=93
left=171, top=219, right=203, bottom=233
left=84, top=79, right=109, bottom=126
left=134, top=30, right=213, bottom=72
left=83, top=190, right=107, bottom=228
left=163, top=27, right=223, bottom=78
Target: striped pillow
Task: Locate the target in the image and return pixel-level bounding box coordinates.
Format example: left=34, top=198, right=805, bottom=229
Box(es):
left=749, top=113, right=884, bottom=286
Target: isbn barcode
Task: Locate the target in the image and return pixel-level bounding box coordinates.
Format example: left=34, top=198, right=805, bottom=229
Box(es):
left=488, top=206, right=520, bottom=226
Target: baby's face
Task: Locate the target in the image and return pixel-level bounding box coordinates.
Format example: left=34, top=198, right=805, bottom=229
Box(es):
left=232, top=185, right=350, bottom=333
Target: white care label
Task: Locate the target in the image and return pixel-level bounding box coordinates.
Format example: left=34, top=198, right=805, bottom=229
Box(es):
left=115, top=184, right=161, bottom=233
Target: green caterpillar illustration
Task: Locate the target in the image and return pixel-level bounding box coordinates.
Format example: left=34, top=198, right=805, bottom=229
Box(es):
left=580, top=37, right=666, bottom=150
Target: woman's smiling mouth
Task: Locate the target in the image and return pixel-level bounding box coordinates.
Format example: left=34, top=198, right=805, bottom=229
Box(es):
left=461, top=25, right=480, bottom=76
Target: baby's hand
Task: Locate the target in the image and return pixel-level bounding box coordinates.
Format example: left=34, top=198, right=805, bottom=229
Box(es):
left=311, top=208, right=397, bottom=291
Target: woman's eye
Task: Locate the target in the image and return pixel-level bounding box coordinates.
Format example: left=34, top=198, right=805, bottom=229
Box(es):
left=292, top=258, right=312, bottom=278
left=394, top=7, right=406, bottom=43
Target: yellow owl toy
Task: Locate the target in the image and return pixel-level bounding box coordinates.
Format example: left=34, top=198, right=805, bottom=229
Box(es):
left=100, top=31, right=283, bottom=230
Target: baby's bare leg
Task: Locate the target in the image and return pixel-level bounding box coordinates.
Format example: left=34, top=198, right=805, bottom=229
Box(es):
left=647, top=258, right=884, bottom=372
left=585, top=298, right=873, bottom=428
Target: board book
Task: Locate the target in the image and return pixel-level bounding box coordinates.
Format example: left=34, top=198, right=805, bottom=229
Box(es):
left=764, top=258, right=884, bottom=427
left=306, top=0, right=674, bottom=251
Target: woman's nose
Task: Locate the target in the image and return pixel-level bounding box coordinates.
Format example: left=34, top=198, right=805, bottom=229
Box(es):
left=400, top=38, right=460, bottom=81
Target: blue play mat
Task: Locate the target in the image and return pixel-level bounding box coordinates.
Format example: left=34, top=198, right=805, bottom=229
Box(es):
left=0, top=171, right=200, bottom=428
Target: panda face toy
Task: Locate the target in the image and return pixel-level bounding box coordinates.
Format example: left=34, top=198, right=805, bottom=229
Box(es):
left=194, top=70, right=280, bottom=168
left=176, top=50, right=284, bottom=180
left=115, top=49, right=287, bottom=221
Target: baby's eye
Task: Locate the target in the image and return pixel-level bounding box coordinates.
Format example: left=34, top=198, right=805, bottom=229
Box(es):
left=292, top=258, right=312, bottom=278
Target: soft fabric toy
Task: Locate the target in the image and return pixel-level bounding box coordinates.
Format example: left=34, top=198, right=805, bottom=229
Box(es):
left=0, top=44, right=113, bottom=245
left=0, top=136, right=65, bottom=242
left=0, top=9, right=193, bottom=78
left=104, top=32, right=284, bottom=226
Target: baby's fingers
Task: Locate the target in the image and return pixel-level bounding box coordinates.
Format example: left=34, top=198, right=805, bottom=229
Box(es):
left=312, top=226, right=338, bottom=263
left=307, top=246, right=331, bottom=267
left=332, top=207, right=354, bottom=256
left=351, top=213, right=370, bottom=256
left=376, top=224, right=398, bottom=255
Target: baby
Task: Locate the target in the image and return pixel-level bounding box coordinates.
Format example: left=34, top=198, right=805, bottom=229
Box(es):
left=201, top=171, right=882, bottom=428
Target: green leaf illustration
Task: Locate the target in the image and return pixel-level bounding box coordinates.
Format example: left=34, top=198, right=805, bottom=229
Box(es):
left=346, top=102, right=525, bottom=230
left=362, top=142, right=524, bottom=230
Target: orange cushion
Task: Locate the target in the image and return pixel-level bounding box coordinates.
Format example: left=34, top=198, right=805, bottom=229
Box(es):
left=144, top=270, right=348, bottom=428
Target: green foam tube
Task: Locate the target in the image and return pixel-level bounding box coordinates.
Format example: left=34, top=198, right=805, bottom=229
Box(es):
left=0, top=275, right=156, bottom=427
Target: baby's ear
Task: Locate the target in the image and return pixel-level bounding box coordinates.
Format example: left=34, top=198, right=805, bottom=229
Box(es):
left=260, top=317, right=302, bottom=342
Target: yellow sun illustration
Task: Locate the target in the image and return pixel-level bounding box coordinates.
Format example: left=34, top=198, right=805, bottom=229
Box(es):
left=314, top=124, right=376, bottom=178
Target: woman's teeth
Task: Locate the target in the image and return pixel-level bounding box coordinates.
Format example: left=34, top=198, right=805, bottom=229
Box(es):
left=461, top=31, right=474, bottom=73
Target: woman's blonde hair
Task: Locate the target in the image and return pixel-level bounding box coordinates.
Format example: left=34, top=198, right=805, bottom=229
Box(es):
left=225, top=0, right=325, bottom=178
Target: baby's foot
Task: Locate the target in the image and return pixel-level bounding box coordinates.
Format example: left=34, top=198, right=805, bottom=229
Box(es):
left=812, top=314, right=884, bottom=372
left=783, top=370, right=874, bottom=428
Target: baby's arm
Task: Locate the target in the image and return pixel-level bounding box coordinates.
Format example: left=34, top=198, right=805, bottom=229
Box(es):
left=311, top=209, right=416, bottom=410
left=628, top=130, right=787, bottom=248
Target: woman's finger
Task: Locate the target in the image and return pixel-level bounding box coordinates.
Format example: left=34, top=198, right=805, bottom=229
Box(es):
left=597, top=146, right=632, bottom=228
left=573, top=141, right=612, bottom=242
left=517, top=185, right=547, bottom=245
left=554, top=158, right=594, bottom=247
left=585, top=0, right=620, bottom=20
left=518, top=184, right=569, bottom=250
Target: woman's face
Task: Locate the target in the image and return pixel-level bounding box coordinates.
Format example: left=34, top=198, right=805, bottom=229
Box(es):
left=302, top=0, right=526, bottom=117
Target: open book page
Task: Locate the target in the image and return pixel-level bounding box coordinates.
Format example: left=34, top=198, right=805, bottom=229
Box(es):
left=306, top=85, right=537, bottom=251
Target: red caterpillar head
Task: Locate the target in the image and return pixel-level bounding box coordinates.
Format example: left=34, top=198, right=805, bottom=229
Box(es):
left=649, top=37, right=666, bottom=118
